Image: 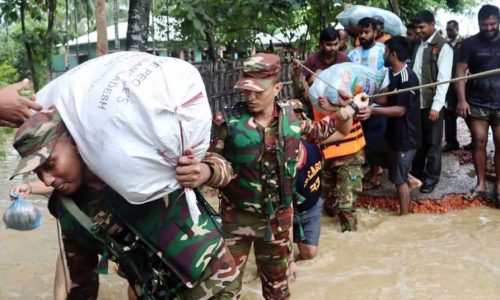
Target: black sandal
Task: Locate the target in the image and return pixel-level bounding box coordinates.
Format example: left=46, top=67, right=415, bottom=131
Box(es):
left=420, top=183, right=436, bottom=194
left=465, top=186, right=485, bottom=200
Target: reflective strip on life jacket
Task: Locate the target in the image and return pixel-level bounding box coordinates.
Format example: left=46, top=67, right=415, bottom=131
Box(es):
left=313, top=108, right=366, bottom=159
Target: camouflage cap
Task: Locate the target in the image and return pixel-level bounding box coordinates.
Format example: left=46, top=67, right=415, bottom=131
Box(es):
left=234, top=53, right=281, bottom=92
left=10, top=106, right=66, bottom=180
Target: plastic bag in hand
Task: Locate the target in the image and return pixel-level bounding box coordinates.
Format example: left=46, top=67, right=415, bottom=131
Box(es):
left=3, top=193, right=43, bottom=231
left=308, top=62, right=386, bottom=113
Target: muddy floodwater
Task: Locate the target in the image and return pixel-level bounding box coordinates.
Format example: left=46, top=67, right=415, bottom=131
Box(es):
left=1, top=144, right=500, bottom=300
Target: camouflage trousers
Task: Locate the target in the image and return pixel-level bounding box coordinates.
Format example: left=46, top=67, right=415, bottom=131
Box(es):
left=63, top=234, right=238, bottom=300
left=219, top=206, right=292, bottom=300
left=321, top=159, right=363, bottom=232
left=52, top=190, right=239, bottom=300
left=178, top=244, right=240, bottom=300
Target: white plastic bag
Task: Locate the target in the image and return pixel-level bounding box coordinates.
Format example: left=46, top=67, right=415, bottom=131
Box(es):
left=3, top=193, right=43, bottom=231
left=36, top=52, right=212, bottom=205
left=308, top=62, right=386, bottom=113
left=337, top=5, right=406, bottom=37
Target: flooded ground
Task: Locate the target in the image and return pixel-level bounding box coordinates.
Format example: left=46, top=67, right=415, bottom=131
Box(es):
left=2, top=126, right=500, bottom=299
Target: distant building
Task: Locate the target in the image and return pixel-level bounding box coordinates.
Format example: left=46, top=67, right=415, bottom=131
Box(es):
left=52, top=20, right=204, bottom=76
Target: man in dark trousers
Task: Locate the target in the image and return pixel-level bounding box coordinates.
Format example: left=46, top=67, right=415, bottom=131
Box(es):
left=442, top=20, right=466, bottom=152
left=358, top=36, right=422, bottom=215
left=456, top=4, right=500, bottom=202
left=411, top=10, right=453, bottom=193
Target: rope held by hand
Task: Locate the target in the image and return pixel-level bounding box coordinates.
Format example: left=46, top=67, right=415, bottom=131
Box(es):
left=294, top=60, right=500, bottom=99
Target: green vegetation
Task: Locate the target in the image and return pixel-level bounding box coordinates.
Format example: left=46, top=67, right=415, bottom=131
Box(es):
left=0, top=0, right=475, bottom=87
left=0, top=127, right=14, bottom=160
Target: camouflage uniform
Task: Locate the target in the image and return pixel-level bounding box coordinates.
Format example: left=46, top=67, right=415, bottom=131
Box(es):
left=290, top=52, right=364, bottom=232
left=50, top=187, right=238, bottom=300
left=204, top=53, right=351, bottom=299
left=10, top=107, right=239, bottom=299
left=321, top=151, right=364, bottom=232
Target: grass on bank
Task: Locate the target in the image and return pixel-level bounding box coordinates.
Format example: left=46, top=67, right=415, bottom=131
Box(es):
left=0, top=127, right=14, bottom=160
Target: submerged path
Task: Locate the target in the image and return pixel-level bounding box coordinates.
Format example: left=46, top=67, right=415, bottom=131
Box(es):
left=360, top=118, right=498, bottom=213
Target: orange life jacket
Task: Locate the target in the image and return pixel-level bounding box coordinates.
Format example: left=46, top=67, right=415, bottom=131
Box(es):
left=313, top=108, right=365, bottom=159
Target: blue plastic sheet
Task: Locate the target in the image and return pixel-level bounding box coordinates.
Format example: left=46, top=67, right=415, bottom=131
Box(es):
left=3, top=193, right=43, bottom=231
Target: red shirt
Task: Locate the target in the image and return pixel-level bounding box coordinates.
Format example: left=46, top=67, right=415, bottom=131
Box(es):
left=304, top=51, right=351, bottom=80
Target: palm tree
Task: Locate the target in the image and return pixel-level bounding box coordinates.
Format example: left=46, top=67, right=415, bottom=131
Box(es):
left=126, top=0, right=151, bottom=51
left=113, top=0, right=120, bottom=49
left=19, top=0, right=39, bottom=90
left=95, top=0, right=108, bottom=56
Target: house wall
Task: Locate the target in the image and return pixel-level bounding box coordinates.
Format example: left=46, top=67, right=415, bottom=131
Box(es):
left=52, top=40, right=204, bottom=75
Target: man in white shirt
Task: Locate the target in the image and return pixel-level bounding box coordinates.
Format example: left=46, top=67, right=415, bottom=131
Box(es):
left=411, top=10, right=453, bottom=193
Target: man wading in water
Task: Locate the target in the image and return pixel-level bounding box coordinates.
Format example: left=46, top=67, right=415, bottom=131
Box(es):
left=10, top=108, right=240, bottom=299
left=176, top=53, right=369, bottom=299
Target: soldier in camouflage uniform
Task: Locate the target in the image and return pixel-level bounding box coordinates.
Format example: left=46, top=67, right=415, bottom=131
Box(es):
left=10, top=107, right=239, bottom=299
left=176, top=53, right=369, bottom=299
left=321, top=151, right=364, bottom=232
left=290, top=29, right=364, bottom=232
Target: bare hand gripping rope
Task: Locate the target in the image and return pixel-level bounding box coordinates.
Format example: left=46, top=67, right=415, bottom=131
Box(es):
left=295, top=60, right=500, bottom=99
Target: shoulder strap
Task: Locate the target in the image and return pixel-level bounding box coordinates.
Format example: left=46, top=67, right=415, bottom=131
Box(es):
left=60, top=196, right=171, bottom=299
left=59, top=196, right=126, bottom=258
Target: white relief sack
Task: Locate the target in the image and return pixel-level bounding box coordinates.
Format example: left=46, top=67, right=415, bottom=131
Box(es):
left=36, top=52, right=212, bottom=205
left=308, top=62, right=386, bottom=113
left=337, top=5, right=406, bottom=37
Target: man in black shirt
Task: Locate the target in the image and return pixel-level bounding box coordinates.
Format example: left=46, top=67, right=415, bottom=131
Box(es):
left=456, top=4, right=500, bottom=202
left=358, top=36, right=422, bottom=215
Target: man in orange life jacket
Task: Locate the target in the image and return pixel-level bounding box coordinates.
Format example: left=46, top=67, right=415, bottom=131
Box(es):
left=293, top=27, right=365, bottom=232
left=315, top=96, right=365, bottom=232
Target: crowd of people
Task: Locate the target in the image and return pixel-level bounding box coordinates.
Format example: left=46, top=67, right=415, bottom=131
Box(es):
left=292, top=4, right=499, bottom=228
left=0, top=4, right=499, bottom=300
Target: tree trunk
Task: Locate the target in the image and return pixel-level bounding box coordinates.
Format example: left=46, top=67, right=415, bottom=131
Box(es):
left=204, top=22, right=217, bottom=63
left=126, top=0, right=151, bottom=51
left=319, top=0, right=325, bottom=31
left=86, top=0, right=91, bottom=57
left=6, top=26, right=10, bottom=61
left=64, top=0, right=69, bottom=70
left=301, top=23, right=310, bottom=60
left=113, top=0, right=120, bottom=49
left=74, top=1, right=79, bottom=60
left=45, top=0, right=56, bottom=81
left=389, top=0, right=401, bottom=17
left=96, top=0, right=108, bottom=56
left=20, top=0, right=39, bottom=91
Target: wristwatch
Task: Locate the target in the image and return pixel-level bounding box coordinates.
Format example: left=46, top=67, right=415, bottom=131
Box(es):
left=349, top=101, right=360, bottom=114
